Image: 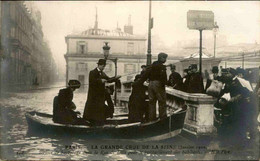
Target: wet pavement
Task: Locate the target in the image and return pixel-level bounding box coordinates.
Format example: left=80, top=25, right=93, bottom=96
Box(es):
left=0, top=82, right=259, bottom=160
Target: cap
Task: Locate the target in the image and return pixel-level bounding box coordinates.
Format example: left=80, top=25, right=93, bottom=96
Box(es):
left=134, top=74, right=142, bottom=81
left=170, top=64, right=176, bottom=70
left=141, top=65, right=146, bottom=68
left=158, top=52, right=168, bottom=59
left=68, top=80, right=81, bottom=88
left=212, top=66, right=219, bottom=73
left=97, top=59, right=106, bottom=65
left=221, top=68, right=228, bottom=73
left=190, top=64, right=197, bottom=69
left=184, top=69, right=189, bottom=73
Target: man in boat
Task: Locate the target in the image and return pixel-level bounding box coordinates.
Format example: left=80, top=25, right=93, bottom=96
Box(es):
left=128, top=74, right=149, bottom=122
left=104, top=86, right=115, bottom=119
left=137, top=52, right=168, bottom=122
left=83, top=59, right=121, bottom=126
left=53, top=80, right=88, bottom=125
left=167, top=64, right=183, bottom=91
left=187, top=64, right=204, bottom=93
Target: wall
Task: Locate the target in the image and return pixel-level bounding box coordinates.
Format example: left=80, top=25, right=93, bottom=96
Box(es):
left=66, top=37, right=146, bottom=55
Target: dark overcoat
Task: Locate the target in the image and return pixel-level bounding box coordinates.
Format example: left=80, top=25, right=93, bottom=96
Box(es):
left=128, top=77, right=148, bottom=122
left=188, top=72, right=204, bottom=93
left=83, top=68, right=111, bottom=122
left=167, top=71, right=184, bottom=91
left=221, top=78, right=257, bottom=140
left=53, top=87, right=78, bottom=124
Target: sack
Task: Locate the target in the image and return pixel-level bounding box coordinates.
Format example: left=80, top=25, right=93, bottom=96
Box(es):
left=206, top=80, right=223, bottom=97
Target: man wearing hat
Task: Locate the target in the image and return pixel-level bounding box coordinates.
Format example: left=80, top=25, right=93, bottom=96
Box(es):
left=167, top=64, right=183, bottom=90
left=137, top=52, right=168, bottom=121
left=187, top=64, right=204, bottom=93
left=140, top=65, right=147, bottom=75
left=182, top=68, right=191, bottom=92
left=83, top=59, right=121, bottom=126
left=215, top=67, right=257, bottom=146
left=53, top=80, right=87, bottom=125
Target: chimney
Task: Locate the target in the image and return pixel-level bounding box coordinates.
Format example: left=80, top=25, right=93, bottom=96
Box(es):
left=124, top=15, right=133, bottom=35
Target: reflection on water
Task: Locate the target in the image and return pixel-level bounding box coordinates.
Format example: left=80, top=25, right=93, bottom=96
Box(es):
left=0, top=82, right=259, bottom=160
left=0, top=83, right=155, bottom=160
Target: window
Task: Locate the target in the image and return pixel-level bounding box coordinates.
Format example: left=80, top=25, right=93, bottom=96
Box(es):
left=76, top=63, right=87, bottom=71
left=80, top=45, right=85, bottom=54
left=127, top=42, right=134, bottom=55
left=77, top=41, right=88, bottom=54
left=124, top=64, right=136, bottom=73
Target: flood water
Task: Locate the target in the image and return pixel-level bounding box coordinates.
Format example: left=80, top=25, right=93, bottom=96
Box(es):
left=0, top=82, right=259, bottom=160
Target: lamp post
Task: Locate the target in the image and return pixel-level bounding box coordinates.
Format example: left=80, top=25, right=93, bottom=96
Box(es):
left=213, top=22, right=219, bottom=58
left=103, top=42, right=118, bottom=106
left=147, top=0, right=152, bottom=65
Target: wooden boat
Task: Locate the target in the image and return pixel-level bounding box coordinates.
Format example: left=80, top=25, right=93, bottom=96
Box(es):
left=25, top=109, right=186, bottom=141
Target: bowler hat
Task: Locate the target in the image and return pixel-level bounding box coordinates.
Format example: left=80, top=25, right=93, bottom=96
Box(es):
left=228, top=68, right=237, bottom=76
left=97, top=59, right=106, bottom=65
left=236, top=67, right=245, bottom=75
left=68, top=80, right=81, bottom=88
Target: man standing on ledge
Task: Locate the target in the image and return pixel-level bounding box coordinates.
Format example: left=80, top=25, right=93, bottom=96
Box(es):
left=139, top=53, right=168, bottom=121
left=83, top=59, right=120, bottom=126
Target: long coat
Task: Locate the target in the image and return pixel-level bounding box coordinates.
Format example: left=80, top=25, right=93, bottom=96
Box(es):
left=83, top=68, right=111, bottom=122
left=188, top=72, right=204, bottom=93
left=128, top=76, right=148, bottom=122
left=221, top=78, right=257, bottom=139
left=167, top=71, right=184, bottom=91
left=53, top=87, right=78, bottom=124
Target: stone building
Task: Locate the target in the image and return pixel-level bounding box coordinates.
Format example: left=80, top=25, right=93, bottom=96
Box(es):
left=65, top=13, right=184, bottom=91
left=0, top=1, right=57, bottom=92
left=65, top=13, right=149, bottom=90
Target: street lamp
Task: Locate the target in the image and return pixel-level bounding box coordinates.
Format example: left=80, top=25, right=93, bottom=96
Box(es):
left=103, top=42, right=110, bottom=59
left=213, top=22, right=219, bottom=58
left=102, top=42, right=118, bottom=106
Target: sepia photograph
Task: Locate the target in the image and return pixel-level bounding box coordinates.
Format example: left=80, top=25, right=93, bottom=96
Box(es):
left=0, top=1, right=259, bottom=160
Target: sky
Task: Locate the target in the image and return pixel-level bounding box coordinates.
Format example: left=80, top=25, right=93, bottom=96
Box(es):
left=32, top=1, right=260, bottom=71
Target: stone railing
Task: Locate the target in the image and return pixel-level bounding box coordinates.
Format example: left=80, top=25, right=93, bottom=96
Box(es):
left=116, top=81, right=218, bottom=136
left=166, top=87, right=217, bottom=136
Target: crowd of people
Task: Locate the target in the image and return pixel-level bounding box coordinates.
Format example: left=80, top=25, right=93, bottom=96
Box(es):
left=128, top=52, right=259, bottom=145
left=52, top=53, right=259, bottom=145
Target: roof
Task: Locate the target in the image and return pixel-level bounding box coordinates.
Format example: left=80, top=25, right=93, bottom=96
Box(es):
left=184, top=52, right=212, bottom=59
left=66, top=28, right=145, bottom=40
left=217, top=43, right=260, bottom=54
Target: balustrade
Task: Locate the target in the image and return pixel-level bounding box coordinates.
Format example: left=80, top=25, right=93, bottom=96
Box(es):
left=116, top=81, right=217, bottom=136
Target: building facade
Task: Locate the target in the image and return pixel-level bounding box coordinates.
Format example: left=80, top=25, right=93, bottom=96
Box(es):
left=65, top=15, right=184, bottom=91
left=0, top=1, right=57, bottom=92
left=65, top=13, right=147, bottom=90
left=65, top=30, right=147, bottom=88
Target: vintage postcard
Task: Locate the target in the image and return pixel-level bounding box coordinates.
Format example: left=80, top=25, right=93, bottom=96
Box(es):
left=0, top=1, right=259, bottom=160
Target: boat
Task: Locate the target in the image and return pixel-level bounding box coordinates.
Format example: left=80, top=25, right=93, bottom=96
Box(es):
left=25, top=109, right=186, bottom=141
